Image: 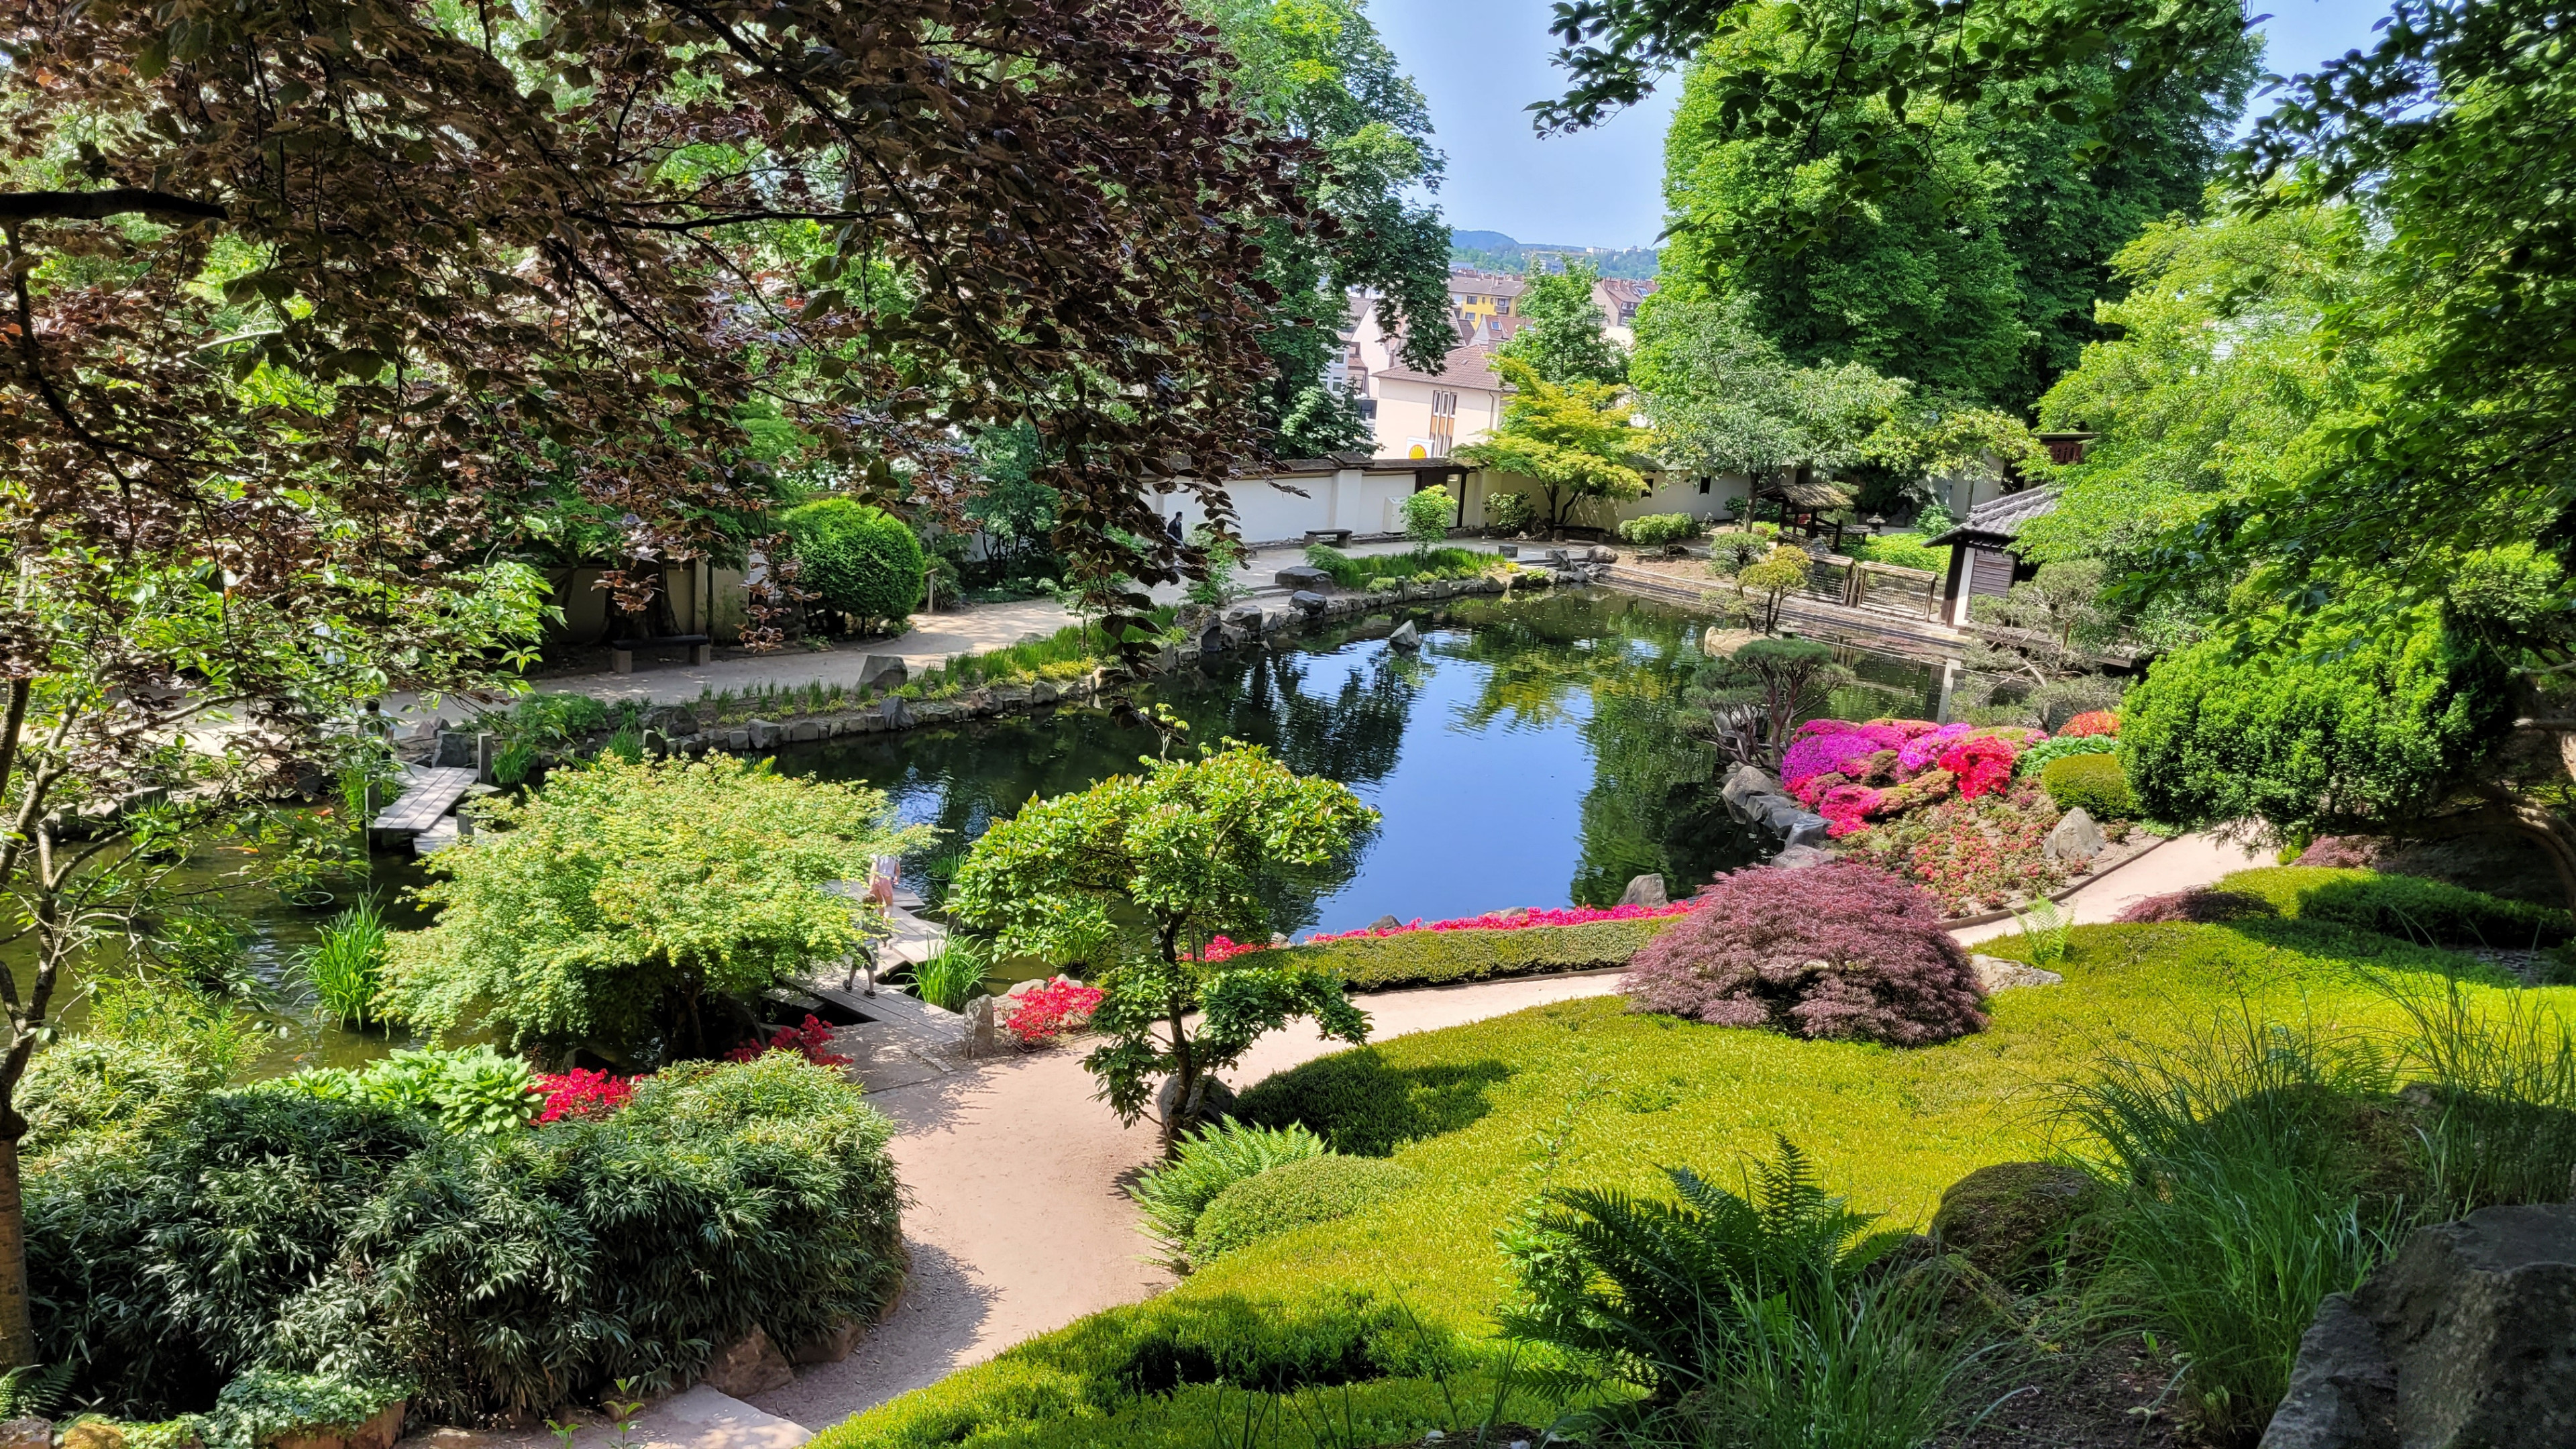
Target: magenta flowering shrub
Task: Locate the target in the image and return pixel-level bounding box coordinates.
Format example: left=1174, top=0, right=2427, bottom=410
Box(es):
left=1781, top=724, right=1908, bottom=792
left=1935, top=735, right=2020, bottom=799
left=1624, top=862, right=1988, bottom=1045
left=1898, top=722, right=1974, bottom=773
left=1815, top=784, right=1881, bottom=838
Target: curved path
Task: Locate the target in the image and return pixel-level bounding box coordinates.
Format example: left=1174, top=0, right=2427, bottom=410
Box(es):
left=747, top=830, right=2271, bottom=1431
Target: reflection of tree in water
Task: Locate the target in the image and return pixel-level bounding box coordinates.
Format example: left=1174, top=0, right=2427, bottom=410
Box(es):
left=1444, top=592, right=1769, bottom=905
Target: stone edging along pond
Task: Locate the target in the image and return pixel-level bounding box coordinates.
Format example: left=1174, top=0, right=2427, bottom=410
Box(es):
left=517, top=564, right=1605, bottom=761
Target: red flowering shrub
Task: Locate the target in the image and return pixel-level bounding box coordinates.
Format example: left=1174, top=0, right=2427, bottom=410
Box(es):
left=1847, top=783, right=2066, bottom=913
left=2293, top=835, right=2385, bottom=869
left=2114, top=889, right=2280, bottom=924
left=1002, top=978, right=1107, bottom=1045
left=1816, top=784, right=1880, bottom=838
left=1935, top=735, right=2020, bottom=798
left=535, top=1068, right=635, bottom=1123
left=726, top=1013, right=854, bottom=1069
left=2060, top=710, right=2120, bottom=738
left=1623, top=862, right=1988, bottom=1045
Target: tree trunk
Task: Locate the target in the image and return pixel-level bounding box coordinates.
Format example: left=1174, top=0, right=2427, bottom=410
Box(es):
left=0, top=1134, right=31, bottom=1367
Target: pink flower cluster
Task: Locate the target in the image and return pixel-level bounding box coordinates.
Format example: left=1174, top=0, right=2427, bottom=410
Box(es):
left=1002, top=978, right=1106, bottom=1045
left=1934, top=735, right=2019, bottom=799
left=1780, top=717, right=2056, bottom=826
left=1897, top=722, right=1974, bottom=773
left=535, top=1068, right=634, bottom=1123
left=1780, top=724, right=1906, bottom=794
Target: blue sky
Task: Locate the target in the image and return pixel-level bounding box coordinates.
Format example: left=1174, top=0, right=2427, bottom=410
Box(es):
left=1371, top=0, right=2400, bottom=249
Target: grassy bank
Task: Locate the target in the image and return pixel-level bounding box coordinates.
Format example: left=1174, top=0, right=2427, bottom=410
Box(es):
left=816, top=914, right=2543, bottom=1449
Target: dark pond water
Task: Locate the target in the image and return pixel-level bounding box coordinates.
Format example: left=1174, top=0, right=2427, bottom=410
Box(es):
left=39, top=587, right=1952, bottom=1069
left=776, top=587, right=1946, bottom=945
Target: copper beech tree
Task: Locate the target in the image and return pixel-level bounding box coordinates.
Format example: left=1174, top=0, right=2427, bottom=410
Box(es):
left=0, top=0, right=1320, bottom=1365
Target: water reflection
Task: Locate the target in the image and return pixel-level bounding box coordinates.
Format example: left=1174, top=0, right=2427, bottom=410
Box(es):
left=779, top=589, right=1929, bottom=934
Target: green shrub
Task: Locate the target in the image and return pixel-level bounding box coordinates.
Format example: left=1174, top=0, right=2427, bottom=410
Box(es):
left=30, top=1057, right=900, bottom=1426
left=276, top=1048, right=541, bottom=1136
left=1400, top=486, right=1453, bottom=551
left=2012, top=733, right=2119, bottom=779
left=203, top=1371, right=405, bottom=1449
left=782, top=498, right=925, bottom=628
left=1484, top=492, right=1536, bottom=534
left=2213, top=865, right=2573, bottom=947
left=1188, top=1155, right=1410, bottom=1265
left=1128, top=1120, right=1330, bottom=1269
left=1617, top=513, right=1705, bottom=548
left=2042, top=753, right=2137, bottom=818
left=1265, top=916, right=1682, bottom=992
left=29, top=1091, right=434, bottom=1415
left=1841, top=531, right=1949, bottom=573
left=21, top=1038, right=226, bottom=1160
left=291, top=1054, right=903, bottom=1422
left=1300, top=545, right=1493, bottom=590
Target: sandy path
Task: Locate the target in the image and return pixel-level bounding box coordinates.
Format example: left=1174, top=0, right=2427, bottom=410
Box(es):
left=749, top=971, right=1623, bottom=1429
left=1951, top=830, right=2274, bottom=947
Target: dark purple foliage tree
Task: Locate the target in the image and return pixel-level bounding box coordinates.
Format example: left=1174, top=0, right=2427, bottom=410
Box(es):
left=1624, top=863, right=1986, bottom=1046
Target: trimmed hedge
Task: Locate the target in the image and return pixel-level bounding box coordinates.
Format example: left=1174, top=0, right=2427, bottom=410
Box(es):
left=2213, top=866, right=2574, bottom=948
left=1189, top=1155, right=1412, bottom=1264
left=2012, top=733, right=2119, bottom=780
left=782, top=498, right=924, bottom=627
left=1270, top=916, right=1684, bottom=991
left=2043, top=753, right=2137, bottom=819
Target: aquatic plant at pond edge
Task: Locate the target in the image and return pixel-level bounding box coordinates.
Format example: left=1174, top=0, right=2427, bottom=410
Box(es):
left=303, top=898, right=390, bottom=1027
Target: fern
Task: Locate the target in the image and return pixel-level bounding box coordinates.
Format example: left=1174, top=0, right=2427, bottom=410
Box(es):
left=1499, top=1136, right=1917, bottom=1407
left=0, top=1362, right=73, bottom=1419
left=1128, top=1118, right=1330, bottom=1270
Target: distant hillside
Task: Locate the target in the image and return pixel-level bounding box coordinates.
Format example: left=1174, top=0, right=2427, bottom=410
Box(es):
left=1449, top=229, right=1659, bottom=280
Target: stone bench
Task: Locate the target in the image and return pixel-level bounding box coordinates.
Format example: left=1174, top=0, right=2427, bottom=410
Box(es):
left=1302, top=529, right=1353, bottom=548
left=611, top=633, right=713, bottom=673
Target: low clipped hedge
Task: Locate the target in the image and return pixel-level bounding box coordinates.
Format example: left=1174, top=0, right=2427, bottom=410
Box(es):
left=1189, top=1156, right=1412, bottom=1265
left=2213, top=866, right=2574, bottom=948
left=1269, top=916, right=1684, bottom=992
left=2043, top=753, right=2137, bottom=819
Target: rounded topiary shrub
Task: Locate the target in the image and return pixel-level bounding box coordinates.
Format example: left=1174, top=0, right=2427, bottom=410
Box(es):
left=780, top=498, right=924, bottom=629
left=1187, top=1154, right=1411, bottom=1265
left=2043, top=753, right=2137, bottom=819
left=1622, top=862, right=1988, bottom=1046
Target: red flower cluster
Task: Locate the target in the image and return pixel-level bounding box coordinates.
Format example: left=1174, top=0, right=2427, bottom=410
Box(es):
left=1934, top=735, right=2019, bottom=799
left=726, top=1013, right=854, bottom=1069
left=535, top=1068, right=634, bottom=1123
left=2060, top=710, right=2120, bottom=738
left=1815, top=784, right=1881, bottom=838
left=1002, top=979, right=1106, bottom=1045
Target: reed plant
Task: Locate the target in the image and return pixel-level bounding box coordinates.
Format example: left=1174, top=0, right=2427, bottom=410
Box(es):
left=910, top=935, right=991, bottom=1012
left=306, top=898, right=391, bottom=1027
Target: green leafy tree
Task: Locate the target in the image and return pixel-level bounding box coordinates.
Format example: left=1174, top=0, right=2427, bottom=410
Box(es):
left=1500, top=260, right=1627, bottom=385
left=1453, top=358, right=1656, bottom=534
left=1199, top=0, right=1458, bottom=456
left=1635, top=294, right=1907, bottom=502
left=384, top=755, right=930, bottom=1064
left=1687, top=636, right=1849, bottom=763
left=945, top=745, right=1379, bottom=1152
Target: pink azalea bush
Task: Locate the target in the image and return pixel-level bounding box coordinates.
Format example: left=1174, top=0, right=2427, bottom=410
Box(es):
left=1898, top=722, right=1974, bottom=773
left=1623, top=862, right=1988, bottom=1045
left=1815, top=784, right=1881, bottom=838
left=1935, top=735, right=2019, bottom=799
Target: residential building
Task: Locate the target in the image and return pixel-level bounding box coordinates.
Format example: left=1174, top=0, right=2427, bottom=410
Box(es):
left=1371, top=343, right=1511, bottom=460
left=1592, top=276, right=1658, bottom=347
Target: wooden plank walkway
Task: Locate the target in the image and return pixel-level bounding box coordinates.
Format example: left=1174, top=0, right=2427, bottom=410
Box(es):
left=371, top=766, right=478, bottom=836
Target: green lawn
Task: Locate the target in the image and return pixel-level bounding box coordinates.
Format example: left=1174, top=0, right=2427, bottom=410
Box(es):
left=816, top=918, right=2558, bottom=1449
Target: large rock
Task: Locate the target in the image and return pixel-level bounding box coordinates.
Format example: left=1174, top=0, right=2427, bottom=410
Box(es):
left=1289, top=590, right=1329, bottom=617
left=856, top=655, right=907, bottom=692
left=2261, top=1201, right=2576, bottom=1448
left=1720, top=763, right=1780, bottom=816
left=1772, top=843, right=1836, bottom=869
left=1779, top=810, right=1831, bottom=849
left=879, top=696, right=915, bottom=731
left=1930, top=1162, right=2110, bottom=1285
left=1275, top=564, right=1334, bottom=590
left=1157, top=1073, right=1237, bottom=1134
left=1971, top=954, right=2065, bottom=993
left=2044, top=806, right=2105, bottom=864
left=746, top=718, right=780, bottom=749
left=1617, top=874, right=1668, bottom=908
left=1223, top=600, right=1267, bottom=629
left=0, top=1423, right=52, bottom=1449
left=1387, top=620, right=1421, bottom=651
left=791, top=1318, right=865, bottom=1366
left=702, top=1323, right=797, bottom=1397
left=960, top=995, right=999, bottom=1058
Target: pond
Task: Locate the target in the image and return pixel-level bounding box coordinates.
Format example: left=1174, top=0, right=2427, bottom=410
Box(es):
left=40, top=586, right=1957, bottom=1069
left=778, top=586, right=1946, bottom=946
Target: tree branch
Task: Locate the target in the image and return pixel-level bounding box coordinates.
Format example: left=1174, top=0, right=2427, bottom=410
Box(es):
left=0, top=189, right=227, bottom=224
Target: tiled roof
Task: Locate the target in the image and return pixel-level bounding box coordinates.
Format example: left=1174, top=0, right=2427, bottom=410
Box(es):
left=1374, top=343, right=1513, bottom=392
left=1447, top=269, right=1526, bottom=299
left=1926, top=486, right=2061, bottom=545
